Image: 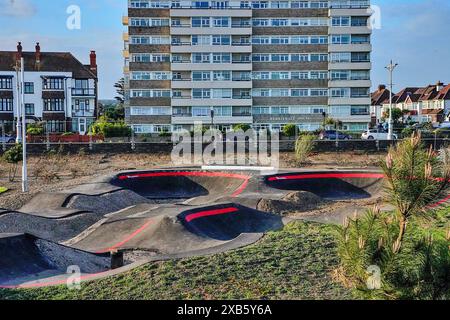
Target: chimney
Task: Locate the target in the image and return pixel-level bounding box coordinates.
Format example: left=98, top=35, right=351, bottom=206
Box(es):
left=436, top=81, right=444, bottom=92
left=378, top=84, right=386, bottom=91
left=89, top=50, right=97, bottom=74
left=16, top=42, right=23, bottom=61
left=35, top=42, right=41, bottom=63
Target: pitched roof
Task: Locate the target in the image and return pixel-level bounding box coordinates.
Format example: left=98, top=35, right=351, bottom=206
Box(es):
left=386, top=83, right=450, bottom=105
left=390, top=87, right=421, bottom=104
left=371, top=87, right=391, bottom=105
left=0, top=51, right=97, bottom=79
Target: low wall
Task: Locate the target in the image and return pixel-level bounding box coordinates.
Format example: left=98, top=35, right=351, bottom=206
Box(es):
left=0, top=139, right=449, bottom=156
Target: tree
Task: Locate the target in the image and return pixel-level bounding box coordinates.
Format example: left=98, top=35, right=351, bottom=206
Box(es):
left=114, top=78, right=125, bottom=104
left=382, top=107, right=403, bottom=124
left=282, top=124, right=296, bottom=137
left=380, top=132, right=450, bottom=253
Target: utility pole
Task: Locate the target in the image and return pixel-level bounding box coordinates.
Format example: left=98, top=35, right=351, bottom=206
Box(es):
left=386, top=60, right=398, bottom=140
left=14, top=61, right=22, bottom=143
left=20, top=57, right=28, bottom=192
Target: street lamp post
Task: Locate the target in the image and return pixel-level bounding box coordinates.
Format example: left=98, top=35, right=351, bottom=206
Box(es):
left=20, top=57, right=28, bottom=192
left=386, top=60, right=398, bottom=140
left=14, top=62, right=22, bottom=143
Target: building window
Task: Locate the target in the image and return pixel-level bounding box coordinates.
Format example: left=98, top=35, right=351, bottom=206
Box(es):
left=46, top=120, right=65, bottom=133
left=25, top=103, right=35, bottom=115
left=44, top=99, right=65, bottom=112
left=24, top=82, right=34, bottom=94
left=0, top=77, right=12, bottom=89
left=43, top=78, right=64, bottom=90
left=0, top=98, right=13, bottom=111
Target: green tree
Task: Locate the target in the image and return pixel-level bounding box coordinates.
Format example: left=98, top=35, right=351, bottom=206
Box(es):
left=282, top=124, right=297, bottom=137
left=383, top=107, right=404, bottom=124
left=381, top=133, right=450, bottom=252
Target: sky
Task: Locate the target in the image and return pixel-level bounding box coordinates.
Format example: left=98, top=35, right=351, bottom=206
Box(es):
left=0, top=0, right=449, bottom=99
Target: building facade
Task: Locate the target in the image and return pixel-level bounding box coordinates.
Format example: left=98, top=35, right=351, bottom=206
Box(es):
left=0, top=43, right=98, bottom=135
left=123, top=0, right=372, bottom=134
left=378, top=82, right=450, bottom=124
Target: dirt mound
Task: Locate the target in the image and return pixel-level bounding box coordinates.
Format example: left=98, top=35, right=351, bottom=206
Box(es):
left=257, top=191, right=325, bottom=215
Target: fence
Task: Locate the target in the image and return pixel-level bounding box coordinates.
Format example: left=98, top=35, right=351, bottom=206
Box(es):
left=1, top=138, right=450, bottom=156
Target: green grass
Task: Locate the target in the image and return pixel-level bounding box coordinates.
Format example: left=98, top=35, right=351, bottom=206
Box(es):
left=0, top=187, right=8, bottom=195
left=0, top=221, right=352, bottom=300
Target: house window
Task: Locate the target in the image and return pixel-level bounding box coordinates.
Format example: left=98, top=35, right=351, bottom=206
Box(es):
left=44, top=99, right=65, bottom=112
left=46, top=120, right=65, bottom=133
left=0, top=77, right=12, bottom=89
left=24, top=82, right=34, bottom=94
left=25, top=103, right=35, bottom=115
left=0, top=98, right=13, bottom=111
left=43, top=78, right=64, bottom=90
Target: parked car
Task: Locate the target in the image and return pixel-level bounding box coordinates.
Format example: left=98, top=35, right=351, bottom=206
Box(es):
left=319, top=130, right=352, bottom=140
left=361, top=130, right=397, bottom=140
left=0, top=135, right=16, bottom=144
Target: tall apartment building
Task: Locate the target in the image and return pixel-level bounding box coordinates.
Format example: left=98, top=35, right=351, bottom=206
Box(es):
left=123, top=0, right=372, bottom=134
left=0, top=43, right=98, bottom=135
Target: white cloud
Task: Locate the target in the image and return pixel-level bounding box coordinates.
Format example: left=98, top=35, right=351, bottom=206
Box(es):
left=0, top=0, right=37, bottom=17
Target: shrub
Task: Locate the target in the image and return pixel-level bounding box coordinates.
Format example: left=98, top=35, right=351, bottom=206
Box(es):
left=91, top=117, right=131, bottom=138
left=294, top=134, right=316, bottom=164
left=3, top=144, right=22, bottom=181
left=27, top=123, right=44, bottom=136
left=334, top=207, right=450, bottom=299
left=282, top=124, right=296, bottom=137
left=401, top=127, right=414, bottom=138
left=233, top=124, right=252, bottom=132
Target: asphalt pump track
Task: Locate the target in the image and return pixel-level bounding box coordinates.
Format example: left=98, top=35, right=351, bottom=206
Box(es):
left=0, top=168, right=447, bottom=288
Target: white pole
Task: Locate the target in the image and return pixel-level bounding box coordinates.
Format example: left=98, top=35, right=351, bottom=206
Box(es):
left=20, top=57, right=28, bottom=192
left=386, top=60, right=398, bottom=140
left=15, top=63, right=22, bottom=143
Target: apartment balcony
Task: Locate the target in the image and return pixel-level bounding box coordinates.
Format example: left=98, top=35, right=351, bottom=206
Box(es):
left=122, top=32, right=129, bottom=41
left=328, top=80, right=372, bottom=88
left=170, top=8, right=252, bottom=18
left=329, top=8, right=372, bottom=16
left=123, top=50, right=130, bottom=58
left=171, top=27, right=252, bottom=36
left=71, top=88, right=96, bottom=97
left=171, top=98, right=252, bottom=107
left=171, top=80, right=252, bottom=89
left=328, top=62, right=371, bottom=70
left=329, top=26, right=372, bottom=34
left=172, top=115, right=253, bottom=125
left=171, top=44, right=252, bottom=53
left=122, top=16, right=129, bottom=26
left=329, top=97, right=371, bottom=105
left=328, top=43, right=372, bottom=52
left=171, top=63, right=252, bottom=71
left=72, top=109, right=95, bottom=117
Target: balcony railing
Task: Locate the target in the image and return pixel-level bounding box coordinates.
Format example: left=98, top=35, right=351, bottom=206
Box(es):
left=72, top=88, right=95, bottom=96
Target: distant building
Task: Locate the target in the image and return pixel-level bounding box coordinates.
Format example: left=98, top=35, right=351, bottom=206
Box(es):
left=373, top=82, right=450, bottom=125
left=0, top=42, right=98, bottom=135
left=122, top=0, right=373, bottom=134
left=370, top=84, right=391, bottom=124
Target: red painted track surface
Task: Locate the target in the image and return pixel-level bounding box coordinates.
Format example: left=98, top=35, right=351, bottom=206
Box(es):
left=267, top=173, right=385, bottom=182
left=268, top=172, right=450, bottom=208
left=118, top=171, right=251, bottom=197
left=185, top=207, right=239, bottom=222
